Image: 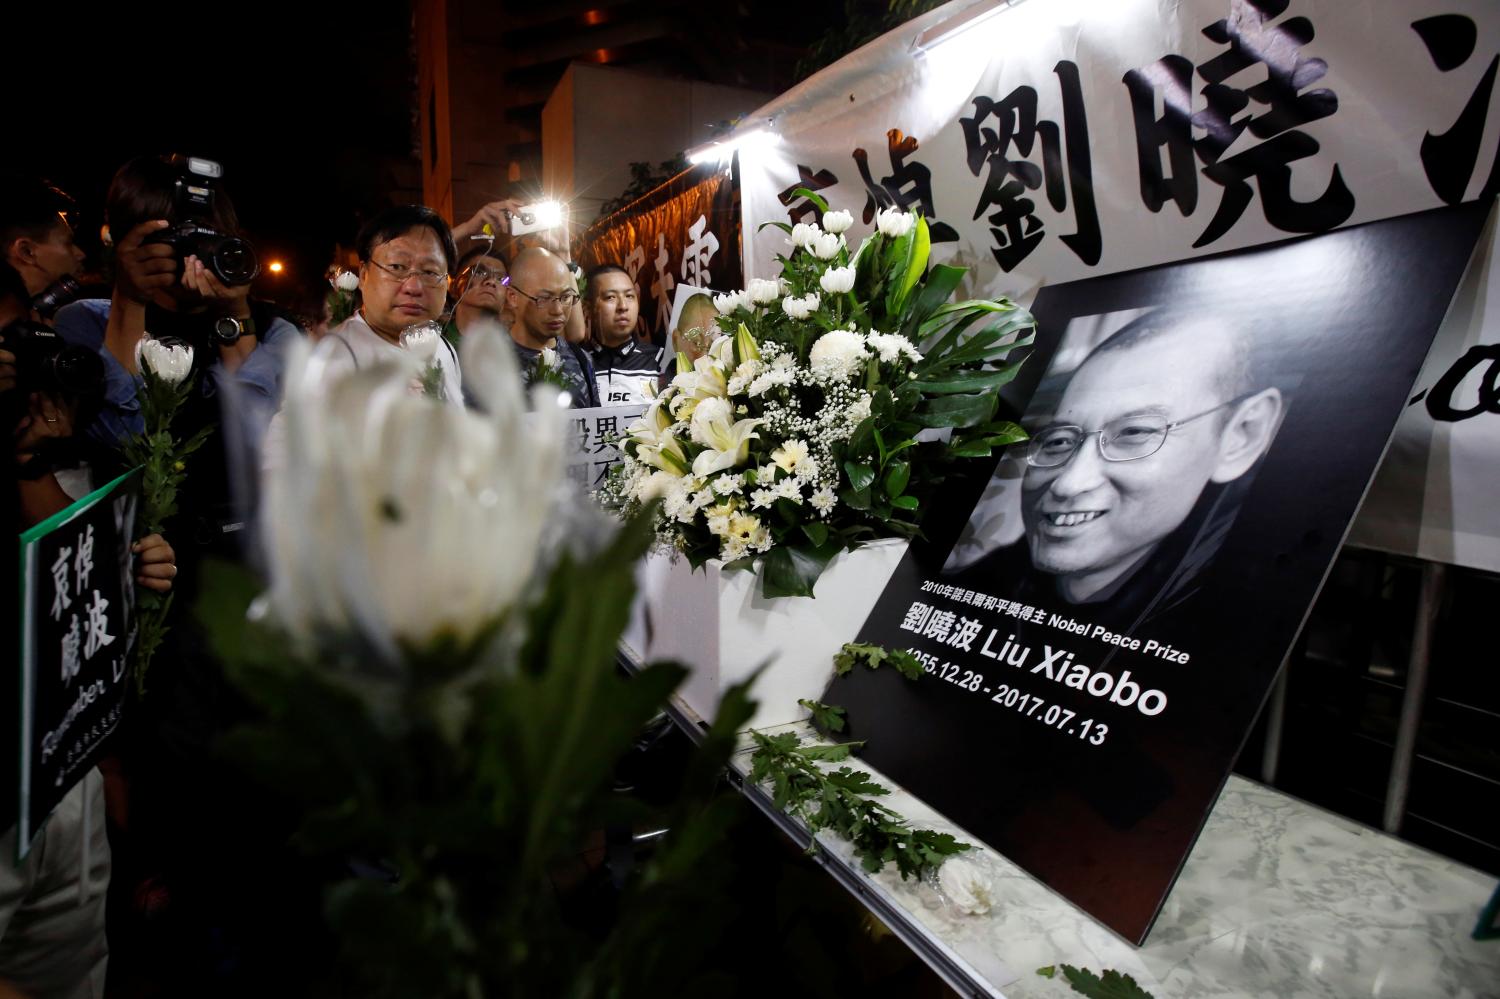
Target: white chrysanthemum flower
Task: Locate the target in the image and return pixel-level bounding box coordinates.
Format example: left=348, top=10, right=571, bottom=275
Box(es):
left=866, top=331, right=923, bottom=364
left=876, top=207, right=916, bottom=237
left=794, top=457, right=821, bottom=482
left=713, top=290, right=750, bottom=315
left=847, top=394, right=873, bottom=424
left=750, top=525, right=774, bottom=552
left=711, top=473, right=745, bottom=495
left=727, top=359, right=762, bottom=395
left=721, top=537, right=749, bottom=562
left=809, top=232, right=843, bottom=260
left=808, top=328, right=869, bottom=382
left=334, top=270, right=361, bottom=292
left=771, top=439, right=811, bottom=473
left=707, top=514, right=731, bottom=537
left=749, top=488, right=775, bottom=510
left=809, top=487, right=837, bottom=515
left=821, top=209, right=854, bottom=234
left=936, top=857, right=996, bottom=916
left=818, top=264, right=856, bottom=294
left=781, top=293, right=821, bottom=321
left=747, top=278, right=782, bottom=304
left=136, top=337, right=194, bottom=387
left=790, top=222, right=822, bottom=249
left=774, top=477, right=803, bottom=503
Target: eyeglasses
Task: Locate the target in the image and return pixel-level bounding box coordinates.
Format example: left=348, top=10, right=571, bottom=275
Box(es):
left=1025, top=397, right=1246, bottom=468
left=510, top=286, right=580, bottom=310
left=468, top=263, right=506, bottom=285
left=367, top=257, right=449, bottom=289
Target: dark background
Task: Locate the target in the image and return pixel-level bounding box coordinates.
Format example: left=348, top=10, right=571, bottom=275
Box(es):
left=826, top=203, right=1489, bottom=945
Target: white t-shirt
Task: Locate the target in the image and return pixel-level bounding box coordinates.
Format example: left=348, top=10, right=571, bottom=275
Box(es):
left=261, top=313, right=463, bottom=474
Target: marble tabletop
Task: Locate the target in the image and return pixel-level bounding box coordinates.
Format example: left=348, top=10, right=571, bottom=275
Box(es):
left=730, top=722, right=1500, bottom=999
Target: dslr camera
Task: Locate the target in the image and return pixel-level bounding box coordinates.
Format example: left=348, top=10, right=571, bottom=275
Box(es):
left=0, top=317, right=106, bottom=403
left=144, top=156, right=259, bottom=286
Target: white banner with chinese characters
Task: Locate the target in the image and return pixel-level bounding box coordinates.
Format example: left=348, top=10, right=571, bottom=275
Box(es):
left=565, top=404, right=649, bottom=493
left=739, top=0, right=1500, bottom=570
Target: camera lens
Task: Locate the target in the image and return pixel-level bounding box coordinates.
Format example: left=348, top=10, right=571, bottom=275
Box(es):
left=211, top=237, right=260, bottom=286
left=49, top=348, right=106, bottom=400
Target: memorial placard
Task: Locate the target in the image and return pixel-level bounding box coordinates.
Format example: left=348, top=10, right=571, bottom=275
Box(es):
left=826, top=204, right=1487, bottom=943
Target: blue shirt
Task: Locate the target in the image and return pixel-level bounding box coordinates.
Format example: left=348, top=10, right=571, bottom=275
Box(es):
left=53, top=299, right=294, bottom=462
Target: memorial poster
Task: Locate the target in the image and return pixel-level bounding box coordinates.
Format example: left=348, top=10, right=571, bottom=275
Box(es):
left=16, top=468, right=140, bottom=859
left=826, top=204, right=1487, bottom=943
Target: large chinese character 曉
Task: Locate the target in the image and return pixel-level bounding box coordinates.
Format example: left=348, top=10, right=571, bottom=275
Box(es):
left=852, top=129, right=960, bottom=243
left=777, top=164, right=839, bottom=225
left=1123, top=0, right=1354, bottom=248
left=960, top=62, right=1101, bottom=271
left=649, top=233, right=675, bottom=338
left=680, top=215, right=720, bottom=287
left=1412, top=14, right=1500, bottom=206
left=60, top=615, right=82, bottom=687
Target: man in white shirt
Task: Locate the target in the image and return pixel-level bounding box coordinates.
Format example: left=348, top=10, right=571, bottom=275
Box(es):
left=315, top=205, right=464, bottom=402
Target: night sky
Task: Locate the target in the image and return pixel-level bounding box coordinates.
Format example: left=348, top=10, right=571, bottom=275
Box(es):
left=15, top=2, right=418, bottom=307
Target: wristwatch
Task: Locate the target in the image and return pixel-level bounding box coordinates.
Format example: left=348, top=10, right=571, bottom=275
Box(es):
left=213, top=314, right=257, bottom=346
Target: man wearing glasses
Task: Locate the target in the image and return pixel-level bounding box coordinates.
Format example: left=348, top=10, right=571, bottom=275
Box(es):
left=504, top=247, right=598, bottom=408
left=954, top=311, right=1283, bottom=624
left=316, top=205, right=463, bottom=403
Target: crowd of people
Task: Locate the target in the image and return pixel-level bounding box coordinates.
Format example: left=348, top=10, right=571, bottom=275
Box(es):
left=0, top=153, right=685, bottom=996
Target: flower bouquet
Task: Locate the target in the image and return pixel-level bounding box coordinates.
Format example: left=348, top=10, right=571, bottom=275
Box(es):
left=603, top=193, right=1035, bottom=597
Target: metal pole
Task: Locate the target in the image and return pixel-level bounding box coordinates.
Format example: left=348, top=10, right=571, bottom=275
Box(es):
left=1260, top=662, right=1290, bottom=785
left=1383, top=561, right=1446, bottom=835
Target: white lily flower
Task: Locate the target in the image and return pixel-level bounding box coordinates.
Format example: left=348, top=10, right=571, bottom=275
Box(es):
left=259, top=322, right=564, bottom=663
left=876, top=207, right=916, bottom=237
left=818, top=264, right=856, bottom=294
left=821, top=209, right=854, bottom=234
left=809, top=232, right=843, bottom=260
left=627, top=400, right=690, bottom=475
left=135, top=337, right=194, bottom=387
left=688, top=396, right=763, bottom=477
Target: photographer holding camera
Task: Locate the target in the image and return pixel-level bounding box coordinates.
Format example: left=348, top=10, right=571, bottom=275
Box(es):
left=50, top=155, right=302, bottom=984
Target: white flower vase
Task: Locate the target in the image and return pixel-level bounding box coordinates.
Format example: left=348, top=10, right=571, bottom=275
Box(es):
left=625, top=539, right=909, bottom=731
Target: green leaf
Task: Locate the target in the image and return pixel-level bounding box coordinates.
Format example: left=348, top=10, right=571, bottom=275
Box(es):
left=798, top=699, right=847, bottom=733
left=1053, top=965, right=1158, bottom=999
left=840, top=485, right=872, bottom=511
left=759, top=542, right=841, bottom=598
left=913, top=392, right=998, bottom=429
left=796, top=742, right=860, bottom=763
left=1037, top=966, right=1058, bottom=980
left=846, top=415, right=876, bottom=459
left=790, top=186, right=830, bottom=213
left=843, top=460, right=875, bottom=492
left=899, top=262, right=966, bottom=340
left=916, top=365, right=1024, bottom=396
left=890, top=494, right=919, bottom=511
left=887, top=649, right=925, bottom=679
left=948, top=441, right=998, bottom=459
left=882, top=461, right=910, bottom=498
left=800, top=522, right=829, bottom=548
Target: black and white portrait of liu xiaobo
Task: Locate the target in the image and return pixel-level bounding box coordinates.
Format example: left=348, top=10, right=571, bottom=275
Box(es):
left=942, top=306, right=1288, bottom=638
left=827, top=204, right=1489, bottom=944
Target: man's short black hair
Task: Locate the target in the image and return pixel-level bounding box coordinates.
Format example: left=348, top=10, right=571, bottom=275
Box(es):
left=0, top=177, right=76, bottom=248
left=585, top=263, right=631, bottom=300
left=456, top=240, right=508, bottom=276
left=107, top=154, right=241, bottom=244
left=356, top=205, right=457, bottom=276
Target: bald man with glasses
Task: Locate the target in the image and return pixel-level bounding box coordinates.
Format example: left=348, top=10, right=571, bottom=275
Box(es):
left=955, top=311, right=1283, bottom=622
left=504, top=247, right=598, bottom=408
